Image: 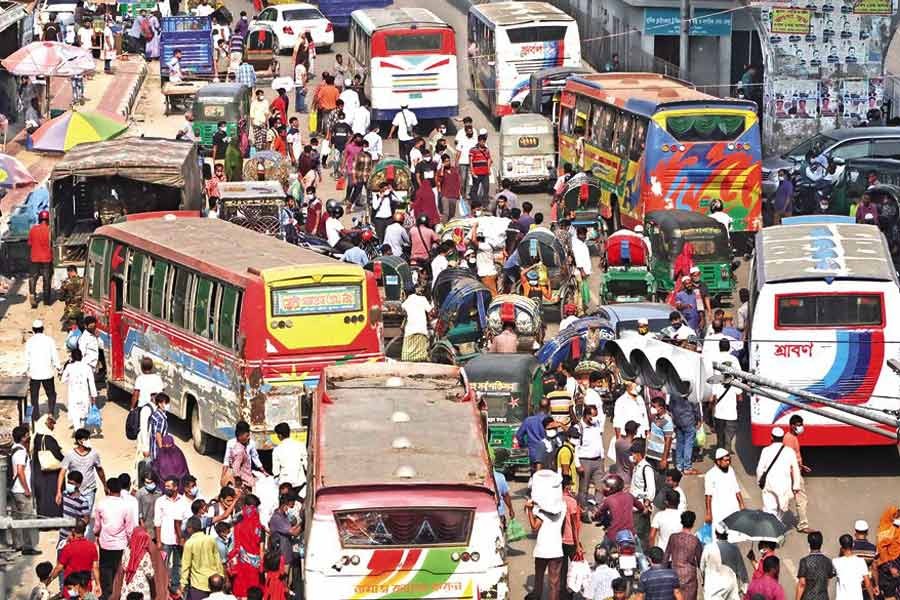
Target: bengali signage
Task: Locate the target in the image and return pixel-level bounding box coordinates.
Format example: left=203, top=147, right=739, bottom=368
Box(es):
left=770, top=7, right=812, bottom=34
left=643, top=7, right=733, bottom=36
left=853, top=0, right=892, bottom=15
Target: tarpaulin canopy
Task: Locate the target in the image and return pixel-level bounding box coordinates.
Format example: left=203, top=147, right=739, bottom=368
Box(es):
left=49, top=137, right=202, bottom=201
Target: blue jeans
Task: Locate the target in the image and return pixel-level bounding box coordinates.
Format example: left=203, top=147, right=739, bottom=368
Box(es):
left=675, top=424, right=696, bottom=472
left=164, top=544, right=183, bottom=590
left=295, top=87, right=307, bottom=113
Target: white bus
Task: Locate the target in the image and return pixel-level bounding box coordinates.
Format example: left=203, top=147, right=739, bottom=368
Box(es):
left=748, top=217, right=900, bottom=446
left=468, top=1, right=581, bottom=118
left=349, top=8, right=458, bottom=122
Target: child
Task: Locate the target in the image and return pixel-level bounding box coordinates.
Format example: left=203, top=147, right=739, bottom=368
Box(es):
left=28, top=562, right=53, bottom=600
left=262, top=551, right=288, bottom=600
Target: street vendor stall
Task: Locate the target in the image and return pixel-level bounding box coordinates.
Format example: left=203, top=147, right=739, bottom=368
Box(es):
left=49, top=137, right=203, bottom=266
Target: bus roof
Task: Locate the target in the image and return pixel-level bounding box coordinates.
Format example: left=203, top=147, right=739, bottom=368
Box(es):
left=314, top=362, right=491, bottom=490
left=756, top=222, right=897, bottom=284
left=565, top=73, right=724, bottom=118
left=470, top=1, right=572, bottom=26
left=351, top=7, right=449, bottom=34
left=96, top=214, right=340, bottom=287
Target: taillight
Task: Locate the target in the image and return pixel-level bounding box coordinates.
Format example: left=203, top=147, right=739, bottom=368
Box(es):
left=373, top=261, right=383, bottom=280
left=326, top=22, right=333, bottom=32
left=720, top=265, right=729, bottom=279
left=511, top=436, right=520, bottom=449
left=283, top=25, right=294, bottom=35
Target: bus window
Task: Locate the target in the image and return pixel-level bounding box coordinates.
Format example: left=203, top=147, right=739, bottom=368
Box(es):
left=589, top=103, right=604, bottom=147
left=776, top=294, right=883, bottom=327
left=149, top=260, right=169, bottom=318
left=208, top=284, right=221, bottom=341
left=630, top=117, right=648, bottom=162
left=665, top=113, right=747, bottom=142
left=218, top=287, right=242, bottom=349
left=385, top=33, right=443, bottom=53
left=87, top=237, right=107, bottom=300
left=172, top=268, right=191, bottom=328
left=596, top=105, right=615, bottom=151
left=506, top=26, right=567, bottom=43
left=612, top=113, right=634, bottom=157
left=560, top=106, right=573, bottom=135
left=127, top=250, right=148, bottom=309
left=193, top=277, right=214, bottom=338
left=575, top=97, right=590, bottom=134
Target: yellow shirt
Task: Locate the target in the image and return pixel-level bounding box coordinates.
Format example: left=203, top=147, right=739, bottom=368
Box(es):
left=180, top=532, right=224, bottom=592
left=557, top=442, right=579, bottom=493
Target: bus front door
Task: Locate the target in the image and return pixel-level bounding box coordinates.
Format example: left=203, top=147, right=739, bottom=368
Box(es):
left=107, top=278, right=125, bottom=381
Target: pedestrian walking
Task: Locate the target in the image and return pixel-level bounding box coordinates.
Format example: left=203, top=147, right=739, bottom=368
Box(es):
left=835, top=534, right=876, bottom=600
left=136, top=472, right=161, bottom=540
left=32, top=414, right=64, bottom=518
left=664, top=511, right=703, bottom=600
left=524, top=488, right=565, bottom=600
left=703, top=448, right=744, bottom=529
left=571, top=227, right=592, bottom=312
left=757, top=427, right=801, bottom=523
left=62, top=348, right=96, bottom=430
left=575, top=404, right=604, bottom=510
left=703, top=338, right=740, bottom=454
left=50, top=522, right=100, bottom=593
left=349, top=139, right=374, bottom=208
left=851, top=519, right=877, bottom=568
left=110, top=526, right=169, bottom=600
left=746, top=556, right=786, bottom=600
left=639, top=546, right=682, bottom=600
left=60, top=265, right=84, bottom=325
left=222, top=421, right=266, bottom=491
left=148, top=392, right=170, bottom=462
left=455, top=117, right=477, bottom=196
left=468, top=130, right=492, bottom=206
left=94, top=476, right=136, bottom=599
left=650, top=490, right=683, bottom=552
left=25, top=319, right=59, bottom=421
left=783, top=415, right=812, bottom=532
left=268, top=493, right=303, bottom=598
left=78, top=315, right=101, bottom=375
left=155, top=476, right=188, bottom=591
left=630, top=439, right=656, bottom=547
left=646, top=396, right=674, bottom=478
left=10, top=425, right=40, bottom=555
left=669, top=391, right=700, bottom=475
left=699, top=535, right=740, bottom=600
left=400, top=284, right=432, bottom=362
left=57, top=427, right=106, bottom=518
left=250, top=90, right=269, bottom=150
left=515, top=397, right=551, bottom=473
left=613, top=379, right=649, bottom=438
left=179, top=516, right=225, bottom=600
left=471, top=222, right=498, bottom=295
left=796, top=531, right=835, bottom=600
left=228, top=500, right=265, bottom=598
left=612, top=420, right=640, bottom=485
left=389, top=104, right=418, bottom=164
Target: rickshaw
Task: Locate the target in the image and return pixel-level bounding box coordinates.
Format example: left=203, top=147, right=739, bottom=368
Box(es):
left=536, top=315, right=616, bottom=372
left=464, top=353, right=545, bottom=475
left=432, top=267, right=479, bottom=310
left=486, top=294, right=545, bottom=350
left=242, top=150, right=290, bottom=190
left=600, top=229, right=656, bottom=304
left=191, top=83, right=251, bottom=152
left=367, top=158, right=413, bottom=212
left=560, top=173, right=605, bottom=247
left=498, top=113, right=555, bottom=188
left=218, top=181, right=283, bottom=236
left=365, top=255, right=413, bottom=339
left=515, top=229, right=577, bottom=318
left=244, top=22, right=279, bottom=79
left=645, top=210, right=735, bottom=304
left=430, top=278, right=492, bottom=365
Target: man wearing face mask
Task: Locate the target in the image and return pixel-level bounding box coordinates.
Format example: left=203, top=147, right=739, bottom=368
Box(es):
left=154, top=476, right=187, bottom=590
left=629, top=439, right=655, bottom=547
left=148, top=392, right=170, bottom=462
left=613, top=379, right=650, bottom=439
left=535, top=418, right=564, bottom=472
left=136, top=473, right=162, bottom=540
left=455, top=116, right=477, bottom=196
left=57, top=428, right=107, bottom=526
left=782, top=415, right=811, bottom=532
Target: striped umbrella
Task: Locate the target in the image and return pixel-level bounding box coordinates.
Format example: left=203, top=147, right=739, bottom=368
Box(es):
left=0, top=153, right=36, bottom=188
left=1, top=41, right=95, bottom=77
left=31, top=110, right=128, bottom=153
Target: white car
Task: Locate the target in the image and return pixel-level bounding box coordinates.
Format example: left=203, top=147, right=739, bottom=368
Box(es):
left=255, top=3, right=333, bottom=54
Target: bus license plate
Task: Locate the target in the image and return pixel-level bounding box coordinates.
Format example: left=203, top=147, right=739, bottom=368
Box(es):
left=409, top=93, right=423, bottom=99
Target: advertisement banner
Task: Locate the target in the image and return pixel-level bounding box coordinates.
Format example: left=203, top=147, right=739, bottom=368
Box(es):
left=643, top=7, right=732, bottom=35
left=853, top=0, right=892, bottom=15
left=770, top=7, right=812, bottom=33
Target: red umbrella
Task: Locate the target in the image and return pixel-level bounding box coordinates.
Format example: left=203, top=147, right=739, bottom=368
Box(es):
left=1, top=41, right=95, bottom=77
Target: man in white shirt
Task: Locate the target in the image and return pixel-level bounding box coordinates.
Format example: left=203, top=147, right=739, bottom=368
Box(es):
left=574, top=405, right=604, bottom=509
left=78, top=315, right=100, bottom=373
left=155, top=477, right=188, bottom=589
left=352, top=101, right=371, bottom=136
left=389, top=104, right=418, bottom=164
left=401, top=286, right=432, bottom=362
left=704, top=448, right=744, bottom=530
left=208, top=574, right=237, bottom=600
left=325, top=212, right=346, bottom=248
left=454, top=116, right=477, bottom=196
left=167, top=49, right=185, bottom=83
left=131, top=356, right=163, bottom=410
left=339, top=80, right=360, bottom=118
left=272, top=422, right=308, bottom=495
left=756, top=427, right=800, bottom=522
left=10, top=425, right=38, bottom=554
left=613, top=380, right=649, bottom=438
left=193, top=0, right=214, bottom=15
left=629, top=439, right=655, bottom=546
left=834, top=533, right=876, bottom=600
left=25, top=319, right=60, bottom=421
left=649, top=488, right=683, bottom=551
left=363, top=123, right=382, bottom=160
left=735, top=288, right=750, bottom=333
left=383, top=211, right=410, bottom=257
left=470, top=223, right=498, bottom=294
left=430, top=241, right=452, bottom=289
left=571, top=227, right=592, bottom=311
left=704, top=338, right=740, bottom=454
left=662, top=310, right=696, bottom=341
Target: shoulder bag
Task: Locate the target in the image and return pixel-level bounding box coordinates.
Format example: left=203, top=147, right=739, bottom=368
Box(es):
left=38, top=436, right=61, bottom=472
left=757, top=444, right=785, bottom=489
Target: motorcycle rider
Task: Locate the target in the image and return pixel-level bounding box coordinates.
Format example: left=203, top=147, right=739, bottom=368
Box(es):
left=324, top=203, right=355, bottom=252
left=707, top=199, right=733, bottom=234
left=595, top=474, right=646, bottom=545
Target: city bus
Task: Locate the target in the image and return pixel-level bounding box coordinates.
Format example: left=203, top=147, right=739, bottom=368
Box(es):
left=81, top=212, right=383, bottom=453
left=557, top=73, right=762, bottom=247
left=747, top=218, right=900, bottom=446
left=348, top=8, right=458, bottom=122
left=468, top=1, right=581, bottom=118
left=305, top=362, right=509, bottom=600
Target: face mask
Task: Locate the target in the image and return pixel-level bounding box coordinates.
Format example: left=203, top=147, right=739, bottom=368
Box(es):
left=628, top=455, right=636, bottom=464
left=185, top=487, right=196, bottom=497
left=65, top=483, right=76, bottom=494
left=546, top=429, right=558, bottom=439
left=166, top=488, right=178, bottom=498
left=794, top=425, right=805, bottom=434
left=145, top=483, right=156, bottom=492
left=630, top=385, right=642, bottom=395
left=77, top=440, right=89, bottom=449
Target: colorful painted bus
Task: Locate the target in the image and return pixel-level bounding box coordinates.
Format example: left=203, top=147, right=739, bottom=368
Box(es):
left=558, top=73, right=762, bottom=246
left=468, top=2, right=580, bottom=118
left=81, top=213, right=383, bottom=453
left=747, top=219, right=900, bottom=446
left=349, top=8, right=458, bottom=122
left=305, top=362, right=509, bottom=600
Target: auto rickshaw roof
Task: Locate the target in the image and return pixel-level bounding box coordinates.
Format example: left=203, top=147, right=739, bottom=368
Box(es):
left=464, top=353, right=540, bottom=383
left=500, top=113, right=553, bottom=134
left=196, top=82, right=250, bottom=100
left=365, top=255, right=413, bottom=281
left=645, top=210, right=727, bottom=235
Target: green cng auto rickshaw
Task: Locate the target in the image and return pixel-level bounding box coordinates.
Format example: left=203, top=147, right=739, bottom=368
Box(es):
left=365, top=255, right=414, bottom=339
left=499, top=113, right=555, bottom=188
left=464, top=353, right=544, bottom=476
left=645, top=210, right=735, bottom=303
left=192, top=83, right=251, bottom=152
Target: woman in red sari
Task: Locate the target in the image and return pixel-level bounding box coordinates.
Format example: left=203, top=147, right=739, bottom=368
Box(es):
left=668, top=241, right=695, bottom=305
left=229, top=502, right=265, bottom=598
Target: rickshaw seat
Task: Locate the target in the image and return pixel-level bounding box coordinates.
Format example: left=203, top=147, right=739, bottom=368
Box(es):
left=448, top=321, right=481, bottom=342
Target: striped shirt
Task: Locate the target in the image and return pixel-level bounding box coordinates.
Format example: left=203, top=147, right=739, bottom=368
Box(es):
left=639, top=565, right=681, bottom=600
left=236, top=62, right=257, bottom=88
left=58, top=492, right=90, bottom=549
left=148, top=408, right=168, bottom=460
left=229, top=33, right=244, bottom=54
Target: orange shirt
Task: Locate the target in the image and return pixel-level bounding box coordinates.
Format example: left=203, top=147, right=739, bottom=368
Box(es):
left=782, top=431, right=802, bottom=465
left=28, top=222, right=52, bottom=263
left=315, top=84, right=339, bottom=110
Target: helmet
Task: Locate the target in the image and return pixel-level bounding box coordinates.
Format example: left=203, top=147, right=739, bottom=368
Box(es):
left=709, top=199, right=724, bottom=213
left=602, top=473, right=624, bottom=495
left=417, top=214, right=429, bottom=226
left=361, top=229, right=374, bottom=242
left=329, top=205, right=344, bottom=219
left=38, top=210, right=50, bottom=222
left=325, top=198, right=341, bottom=215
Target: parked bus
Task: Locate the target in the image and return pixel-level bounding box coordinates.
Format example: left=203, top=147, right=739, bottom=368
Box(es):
left=81, top=213, right=383, bottom=453
left=349, top=8, right=458, bottom=122
left=558, top=73, right=762, bottom=247
left=747, top=218, right=900, bottom=446
left=468, top=2, right=580, bottom=118
left=305, top=362, right=509, bottom=600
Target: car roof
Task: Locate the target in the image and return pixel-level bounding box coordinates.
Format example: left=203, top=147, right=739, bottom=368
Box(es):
left=599, top=302, right=674, bottom=323
left=826, top=126, right=900, bottom=141
left=273, top=3, right=319, bottom=11
left=646, top=209, right=725, bottom=230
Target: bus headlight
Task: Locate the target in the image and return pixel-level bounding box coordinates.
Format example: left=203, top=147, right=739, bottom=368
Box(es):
left=451, top=552, right=461, bottom=562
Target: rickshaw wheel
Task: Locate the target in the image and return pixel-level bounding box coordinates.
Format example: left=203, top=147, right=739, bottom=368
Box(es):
left=429, top=345, right=457, bottom=365
left=384, top=336, right=404, bottom=360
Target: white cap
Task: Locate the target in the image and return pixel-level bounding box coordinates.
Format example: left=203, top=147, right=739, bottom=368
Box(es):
left=478, top=128, right=488, bottom=136
left=637, top=318, right=649, bottom=325
left=634, top=225, right=644, bottom=233
left=855, top=520, right=869, bottom=532
left=344, top=78, right=352, bottom=86
left=690, top=266, right=701, bottom=274
left=771, top=426, right=785, bottom=438
left=714, top=448, right=730, bottom=460
left=715, top=522, right=729, bottom=535
left=32, top=319, right=43, bottom=329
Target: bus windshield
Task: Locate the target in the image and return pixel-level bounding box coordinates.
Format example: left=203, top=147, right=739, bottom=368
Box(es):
left=335, top=508, right=474, bottom=548
left=385, top=32, right=444, bottom=52
left=506, top=26, right=567, bottom=43
left=776, top=294, right=883, bottom=327
left=665, top=114, right=746, bottom=142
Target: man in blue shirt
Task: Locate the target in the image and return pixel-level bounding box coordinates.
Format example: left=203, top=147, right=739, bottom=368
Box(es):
left=639, top=546, right=682, bottom=600
left=673, top=276, right=702, bottom=332
left=515, top=397, right=550, bottom=472
left=341, top=238, right=369, bottom=267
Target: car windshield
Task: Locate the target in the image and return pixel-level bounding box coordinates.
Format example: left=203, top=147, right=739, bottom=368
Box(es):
left=283, top=8, right=322, bottom=20
left=784, top=133, right=837, bottom=160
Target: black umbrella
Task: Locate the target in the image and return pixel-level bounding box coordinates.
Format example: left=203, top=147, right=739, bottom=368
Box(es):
left=722, top=510, right=789, bottom=543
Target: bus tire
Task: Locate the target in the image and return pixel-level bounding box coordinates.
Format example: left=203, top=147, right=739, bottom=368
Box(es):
left=189, top=398, right=214, bottom=456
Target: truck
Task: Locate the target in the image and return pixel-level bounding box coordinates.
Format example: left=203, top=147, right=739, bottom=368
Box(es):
left=304, top=362, right=510, bottom=600
left=159, top=15, right=213, bottom=80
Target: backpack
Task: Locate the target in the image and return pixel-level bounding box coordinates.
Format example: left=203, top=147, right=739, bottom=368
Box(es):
left=125, top=404, right=148, bottom=441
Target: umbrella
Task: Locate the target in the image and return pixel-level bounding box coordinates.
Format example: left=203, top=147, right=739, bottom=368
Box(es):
left=722, top=509, right=789, bottom=544
left=31, top=110, right=128, bottom=153
left=1, top=41, right=95, bottom=77
left=0, top=153, right=37, bottom=188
